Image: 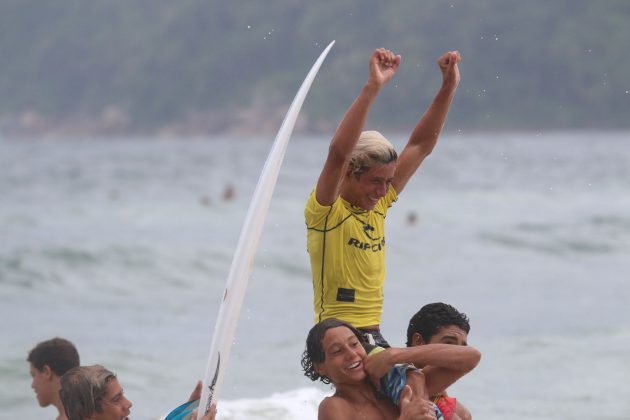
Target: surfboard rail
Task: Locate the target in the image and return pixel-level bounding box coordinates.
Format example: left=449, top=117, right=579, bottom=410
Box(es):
left=196, top=41, right=335, bottom=419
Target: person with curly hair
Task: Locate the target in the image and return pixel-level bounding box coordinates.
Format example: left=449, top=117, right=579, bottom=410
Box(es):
left=302, top=318, right=480, bottom=420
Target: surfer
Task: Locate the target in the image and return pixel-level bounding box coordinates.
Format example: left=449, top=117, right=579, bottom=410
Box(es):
left=59, top=365, right=216, bottom=420
left=27, top=337, right=80, bottom=420
left=405, top=303, right=473, bottom=420
left=305, top=47, right=461, bottom=346
left=301, top=318, right=480, bottom=420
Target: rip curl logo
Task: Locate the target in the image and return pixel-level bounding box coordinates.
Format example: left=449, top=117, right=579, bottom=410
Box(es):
left=347, top=222, right=386, bottom=251
left=362, top=223, right=380, bottom=241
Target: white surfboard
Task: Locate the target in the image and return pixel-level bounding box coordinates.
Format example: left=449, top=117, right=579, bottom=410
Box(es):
left=196, top=41, right=335, bottom=419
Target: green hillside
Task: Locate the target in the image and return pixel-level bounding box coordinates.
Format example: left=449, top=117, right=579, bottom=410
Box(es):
left=1, top=0, right=629, bottom=136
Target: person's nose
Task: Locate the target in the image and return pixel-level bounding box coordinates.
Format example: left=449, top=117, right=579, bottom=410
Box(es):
left=376, top=181, right=388, bottom=197
left=345, top=346, right=361, bottom=359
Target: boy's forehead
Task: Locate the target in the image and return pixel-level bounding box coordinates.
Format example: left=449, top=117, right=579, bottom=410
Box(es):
left=364, top=162, right=396, bottom=176
left=323, top=326, right=355, bottom=346
left=103, top=378, right=122, bottom=398
left=432, top=325, right=468, bottom=341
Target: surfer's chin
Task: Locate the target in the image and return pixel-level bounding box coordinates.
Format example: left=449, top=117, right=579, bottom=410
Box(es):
left=363, top=195, right=381, bottom=209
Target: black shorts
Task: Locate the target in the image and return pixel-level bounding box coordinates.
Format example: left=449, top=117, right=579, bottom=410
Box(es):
left=357, top=327, right=390, bottom=348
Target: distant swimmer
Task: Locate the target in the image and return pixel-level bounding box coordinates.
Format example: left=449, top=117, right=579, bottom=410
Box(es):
left=27, top=337, right=80, bottom=420
left=407, top=211, right=418, bottom=226
left=222, top=183, right=235, bottom=201
left=60, top=365, right=216, bottom=420
left=305, top=47, right=461, bottom=347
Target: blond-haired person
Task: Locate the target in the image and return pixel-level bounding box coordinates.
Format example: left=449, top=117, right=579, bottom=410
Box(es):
left=306, top=48, right=461, bottom=346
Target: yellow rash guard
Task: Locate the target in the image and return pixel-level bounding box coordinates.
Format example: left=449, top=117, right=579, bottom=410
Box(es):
left=305, top=186, right=397, bottom=327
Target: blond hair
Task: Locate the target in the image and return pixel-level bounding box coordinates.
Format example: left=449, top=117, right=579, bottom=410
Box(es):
left=348, top=131, right=397, bottom=177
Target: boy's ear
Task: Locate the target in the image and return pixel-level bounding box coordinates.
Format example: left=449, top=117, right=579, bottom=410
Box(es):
left=314, top=362, right=327, bottom=377
left=411, top=332, right=426, bottom=346
left=345, top=165, right=360, bottom=180
left=42, top=364, right=54, bottom=379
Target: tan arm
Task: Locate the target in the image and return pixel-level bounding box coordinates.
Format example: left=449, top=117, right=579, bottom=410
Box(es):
left=392, top=51, right=461, bottom=195
left=315, top=48, right=401, bottom=205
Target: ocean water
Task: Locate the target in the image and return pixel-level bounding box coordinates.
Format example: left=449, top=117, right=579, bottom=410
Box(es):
left=1, top=131, right=629, bottom=420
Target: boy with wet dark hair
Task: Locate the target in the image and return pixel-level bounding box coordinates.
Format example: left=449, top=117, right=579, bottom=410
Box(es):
left=406, top=302, right=470, bottom=347
left=406, top=303, right=473, bottom=420
left=27, top=337, right=80, bottom=420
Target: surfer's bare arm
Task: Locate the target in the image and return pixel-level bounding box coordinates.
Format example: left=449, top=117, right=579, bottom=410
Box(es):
left=315, top=48, right=401, bottom=206
left=364, top=343, right=480, bottom=396
left=415, top=344, right=479, bottom=397
left=392, top=51, right=461, bottom=194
